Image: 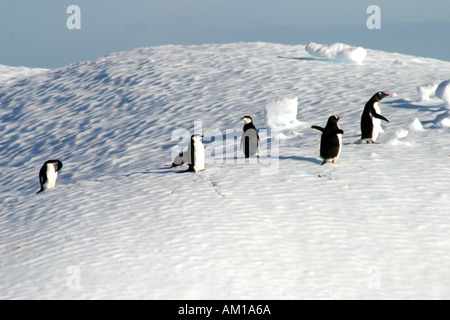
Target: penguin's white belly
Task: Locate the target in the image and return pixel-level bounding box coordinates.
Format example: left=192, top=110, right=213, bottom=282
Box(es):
left=372, top=117, right=381, bottom=140
left=371, top=102, right=382, bottom=140
left=336, top=133, right=342, bottom=159
left=44, top=164, right=58, bottom=190
left=192, top=140, right=205, bottom=172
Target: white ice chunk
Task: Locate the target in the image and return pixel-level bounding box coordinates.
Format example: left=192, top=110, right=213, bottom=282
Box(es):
left=305, top=42, right=367, bottom=64
left=435, top=79, right=450, bottom=106
left=264, top=97, right=300, bottom=129
left=408, top=118, right=425, bottom=131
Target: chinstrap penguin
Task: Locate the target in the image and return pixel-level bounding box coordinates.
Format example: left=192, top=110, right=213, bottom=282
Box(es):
left=312, top=115, right=344, bottom=165
left=171, top=134, right=205, bottom=172
left=36, top=159, right=63, bottom=194
left=240, top=116, right=260, bottom=158
left=356, top=91, right=390, bottom=144
left=186, top=134, right=205, bottom=172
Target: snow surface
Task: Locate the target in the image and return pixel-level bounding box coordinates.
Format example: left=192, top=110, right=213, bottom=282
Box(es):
left=0, top=65, right=48, bottom=86
left=1, top=42, right=450, bottom=299
left=435, top=79, right=450, bottom=106
left=305, top=42, right=367, bottom=64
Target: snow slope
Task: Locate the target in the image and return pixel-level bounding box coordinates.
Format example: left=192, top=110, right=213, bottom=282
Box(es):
left=1, top=42, right=449, bottom=299
left=0, top=65, right=48, bottom=86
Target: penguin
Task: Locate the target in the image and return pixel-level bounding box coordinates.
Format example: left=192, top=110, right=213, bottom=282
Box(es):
left=171, top=134, right=205, bottom=172
left=357, top=91, right=390, bottom=144
left=186, top=134, right=205, bottom=172
left=311, top=115, right=344, bottom=165
left=36, top=159, right=63, bottom=194
left=240, top=116, right=260, bottom=158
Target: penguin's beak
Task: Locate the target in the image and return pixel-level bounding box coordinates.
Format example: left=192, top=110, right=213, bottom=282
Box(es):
left=385, top=93, right=390, bottom=96
left=338, top=116, right=342, bottom=120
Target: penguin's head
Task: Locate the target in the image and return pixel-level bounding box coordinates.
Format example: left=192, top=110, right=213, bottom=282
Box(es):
left=191, top=134, right=203, bottom=142
left=241, top=116, right=253, bottom=124
left=327, top=115, right=341, bottom=126
left=45, top=159, right=63, bottom=172
left=373, top=91, right=390, bottom=101
left=330, top=115, right=342, bottom=121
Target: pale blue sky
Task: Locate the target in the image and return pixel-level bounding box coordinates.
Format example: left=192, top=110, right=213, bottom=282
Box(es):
left=1, top=0, right=449, bottom=68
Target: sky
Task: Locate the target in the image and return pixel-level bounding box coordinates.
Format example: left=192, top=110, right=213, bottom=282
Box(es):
left=0, top=0, right=449, bottom=68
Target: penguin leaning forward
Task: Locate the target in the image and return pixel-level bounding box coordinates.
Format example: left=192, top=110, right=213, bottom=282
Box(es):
left=312, top=115, right=344, bottom=165
left=36, top=159, right=63, bottom=194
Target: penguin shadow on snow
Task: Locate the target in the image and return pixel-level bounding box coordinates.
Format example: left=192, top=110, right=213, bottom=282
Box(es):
left=383, top=98, right=442, bottom=111
left=279, top=155, right=323, bottom=165
left=382, top=98, right=447, bottom=128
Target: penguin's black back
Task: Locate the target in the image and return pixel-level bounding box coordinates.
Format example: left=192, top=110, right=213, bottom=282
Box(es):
left=360, top=92, right=389, bottom=139
left=187, top=135, right=196, bottom=172
left=320, top=116, right=343, bottom=161
left=242, top=122, right=259, bottom=158
left=360, top=99, right=375, bottom=139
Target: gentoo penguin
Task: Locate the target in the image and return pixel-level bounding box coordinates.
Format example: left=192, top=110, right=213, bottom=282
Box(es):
left=357, top=91, right=390, bottom=143
left=36, top=159, right=63, bottom=194
left=311, top=115, right=344, bottom=165
left=186, top=134, right=205, bottom=172
left=240, top=116, right=260, bottom=158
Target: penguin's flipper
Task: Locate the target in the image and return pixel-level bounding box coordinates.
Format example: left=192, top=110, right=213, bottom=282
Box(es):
left=373, top=113, right=389, bottom=122
left=311, top=125, right=324, bottom=133
left=36, top=188, right=44, bottom=194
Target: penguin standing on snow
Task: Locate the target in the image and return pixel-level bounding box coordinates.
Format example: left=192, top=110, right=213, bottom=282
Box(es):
left=171, top=134, right=205, bottom=172
left=240, top=116, right=260, bottom=158
left=36, top=159, right=63, bottom=194
left=357, top=91, right=390, bottom=143
left=186, top=134, right=205, bottom=172
left=311, top=115, right=344, bottom=165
